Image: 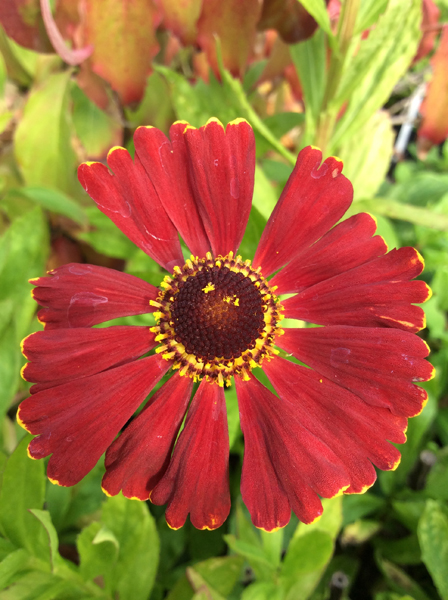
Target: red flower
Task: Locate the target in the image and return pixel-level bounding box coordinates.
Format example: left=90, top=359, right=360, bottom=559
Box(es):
left=18, top=119, right=433, bottom=532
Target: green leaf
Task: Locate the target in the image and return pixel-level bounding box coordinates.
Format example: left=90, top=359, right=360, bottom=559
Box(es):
left=0, top=436, right=47, bottom=558
left=77, top=206, right=137, bottom=259
left=392, top=500, right=427, bottom=534
left=101, top=494, right=159, bottom=600
left=28, top=510, right=63, bottom=573
left=77, top=522, right=118, bottom=586
left=224, top=386, right=241, bottom=450
left=224, top=534, right=275, bottom=582
left=260, top=528, right=284, bottom=569
left=376, top=556, right=433, bottom=600
left=71, top=83, right=122, bottom=161
left=338, top=111, right=394, bottom=200
left=6, top=187, right=87, bottom=225
left=0, top=570, right=89, bottom=600
left=0, top=111, right=13, bottom=135
left=290, top=29, right=327, bottom=143
left=354, top=198, right=448, bottom=231
left=297, top=0, right=336, bottom=47
left=340, top=519, right=382, bottom=545
left=342, top=493, right=385, bottom=527
left=418, top=500, right=448, bottom=600
left=194, top=556, right=244, bottom=597
left=331, top=0, right=421, bottom=150
left=186, top=568, right=226, bottom=600
left=252, top=165, right=279, bottom=221
left=280, top=530, right=334, bottom=599
left=0, top=549, right=35, bottom=590
left=14, top=71, right=78, bottom=195
left=0, top=208, right=48, bottom=419
left=295, top=496, right=343, bottom=540
left=241, top=581, right=284, bottom=600
left=355, top=0, right=389, bottom=33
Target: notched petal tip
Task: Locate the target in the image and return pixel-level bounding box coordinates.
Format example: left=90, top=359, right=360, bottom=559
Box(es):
left=16, top=407, right=31, bottom=433
left=101, top=485, right=114, bottom=498
left=26, top=445, right=37, bottom=460
left=48, top=476, right=65, bottom=487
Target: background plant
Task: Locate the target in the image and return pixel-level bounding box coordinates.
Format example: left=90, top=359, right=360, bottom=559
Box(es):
left=0, top=0, right=448, bottom=598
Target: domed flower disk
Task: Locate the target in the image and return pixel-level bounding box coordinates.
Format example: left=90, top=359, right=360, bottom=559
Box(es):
left=18, top=118, right=434, bottom=532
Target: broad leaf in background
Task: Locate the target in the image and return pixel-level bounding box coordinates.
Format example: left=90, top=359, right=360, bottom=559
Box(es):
left=79, top=0, right=160, bottom=105
left=5, top=187, right=87, bottom=226
left=0, top=0, right=51, bottom=52
left=71, top=83, right=123, bottom=160
left=280, top=497, right=343, bottom=599
left=331, top=0, right=421, bottom=151
left=0, top=208, right=47, bottom=421
left=0, top=436, right=46, bottom=557
left=14, top=70, right=78, bottom=195
left=418, top=500, right=448, bottom=600
left=290, top=28, right=326, bottom=145
left=101, top=495, right=159, bottom=600
left=196, top=0, right=262, bottom=78
left=338, top=110, right=394, bottom=200
left=158, top=0, right=202, bottom=45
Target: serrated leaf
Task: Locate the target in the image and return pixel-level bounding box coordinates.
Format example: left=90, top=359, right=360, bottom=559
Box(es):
left=331, top=0, right=421, bottom=150
left=418, top=500, right=448, bottom=599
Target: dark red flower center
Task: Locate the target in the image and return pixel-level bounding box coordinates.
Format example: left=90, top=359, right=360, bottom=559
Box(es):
left=171, top=265, right=265, bottom=361
left=151, top=252, right=284, bottom=386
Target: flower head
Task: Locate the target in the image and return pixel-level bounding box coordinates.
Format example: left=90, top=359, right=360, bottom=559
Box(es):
left=18, top=118, right=434, bottom=532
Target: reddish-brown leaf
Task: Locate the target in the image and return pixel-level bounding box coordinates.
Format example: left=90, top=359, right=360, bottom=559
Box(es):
left=257, top=0, right=322, bottom=44
left=418, top=25, right=448, bottom=148
left=414, top=0, right=440, bottom=64
left=78, top=0, right=161, bottom=105
left=0, top=0, right=51, bottom=51
left=159, top=0, right=203, bottom=45
left=196, top=0, right=262, bottom=79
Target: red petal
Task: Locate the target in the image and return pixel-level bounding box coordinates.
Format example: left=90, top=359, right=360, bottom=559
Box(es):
left=235, top=376, right=291, bottom=530
left=184, top=119, right=255, bottom=257
left=78, top=149, right=184, bottom=271
left=278, top=326, right=432, bottom=417
left=134, top=123, right=210, bottom=257
left=283, top=247, right=430, bottom=332
left=236, top=373, right=349, bottom=525
left=31, top=263, right=158, bottom=329
left=270, top=213, right=387, bottom=294
left=102, top=373, right=193, bottom=500
left=18, top=355, right=171, bottom=486
left=150, top=380, right=230, bottom=530
left=22, top=326, right=155, bottom=389
left=263, top=356, right=407, bottom=494
left=254, top=147, right=353, bottom=276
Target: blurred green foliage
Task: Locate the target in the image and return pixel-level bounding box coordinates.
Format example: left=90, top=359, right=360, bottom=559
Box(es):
left=1, top=0, right=448, bottom=599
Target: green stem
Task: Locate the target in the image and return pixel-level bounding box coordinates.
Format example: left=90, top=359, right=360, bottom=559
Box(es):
left=314, top=0, right=360, bottom=155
